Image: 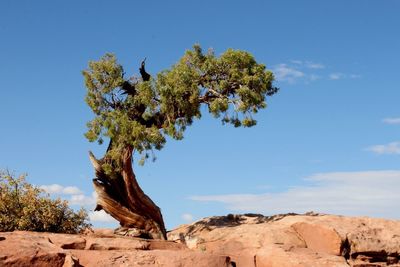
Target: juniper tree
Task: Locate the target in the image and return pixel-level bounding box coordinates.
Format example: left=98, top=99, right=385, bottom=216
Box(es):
left=83, top=45, right=278, bottom=239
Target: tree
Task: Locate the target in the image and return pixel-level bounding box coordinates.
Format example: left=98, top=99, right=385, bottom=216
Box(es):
left=83, top=45, right=278, bottom=239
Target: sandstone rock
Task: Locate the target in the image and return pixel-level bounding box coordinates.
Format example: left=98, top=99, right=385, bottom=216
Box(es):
left=0, top=231, right=230, bottom=267
left=48, top=234, right=87, bottom=250
left=70, top=250, right=230, bottom=267
left=84, top=228, right=114, bottom=238
left=291, top=222, right=342, bottom=255
left=62, top=255, right=80, bottom=267
left=255, top=247, right=348, bottom=267
left=83, top=236, right=186, bottom=251
left=1, top=213, right=399, bottom=266
left=0, top=232, right=67, bottom=267
left=169, top=213, right=400, bottom=267
left=85, top=237, right=151, bottom=250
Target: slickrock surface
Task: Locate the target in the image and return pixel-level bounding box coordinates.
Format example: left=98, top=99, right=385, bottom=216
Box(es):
left=1, top=213, right=399, bottom=266
left=168, top=213, right=400, bottom=267
left=0, top=230, right=230, bottom=266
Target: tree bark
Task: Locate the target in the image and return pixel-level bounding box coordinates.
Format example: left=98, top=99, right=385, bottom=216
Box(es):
left=88, top=145, right=167, bottom=240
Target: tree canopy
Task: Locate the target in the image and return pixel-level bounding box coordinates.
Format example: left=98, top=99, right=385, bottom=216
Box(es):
left=83, top=45, right=278, bottom=166
left=83, top=45, right=278, bottom=239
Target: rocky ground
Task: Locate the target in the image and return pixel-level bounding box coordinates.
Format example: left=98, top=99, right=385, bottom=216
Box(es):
left=1, top=213, right=399, bottom=266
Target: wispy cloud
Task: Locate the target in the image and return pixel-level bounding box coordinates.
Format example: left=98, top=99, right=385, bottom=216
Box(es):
left=290, top=60, right=303, bottom=65
left=68, top=191, right=97, bottom=206
left=40, top=184, right=82, bottom=195
left=89, top=210, right=116, bottom=223
left=181, top=213, right=194, bottom=223
left=273, top=60, right=359, bottom=84
left=190, top=170, right=400, bottom=219
left=329, top=73, right=344, bottom=80
left=329, top=73, right=361, bottom=80
left=305, top=61, right=325, bottom=69
left=366, top=142, right=400, bottom=155
left=349, top=74, right=361, bottom=79
left=383, top=117, right=400, bottom=125
left=273, top=64, right=305, bottom=83
left=309, top=74, right=320, bottom=81
left=41, top=184, right=97, bottom=206
left=290, top=60, right=325, bottom=69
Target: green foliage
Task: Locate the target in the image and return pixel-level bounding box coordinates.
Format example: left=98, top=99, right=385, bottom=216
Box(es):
left=83, top=45, right=278, bottom=165
left=0, top=170, right=91, bottom=233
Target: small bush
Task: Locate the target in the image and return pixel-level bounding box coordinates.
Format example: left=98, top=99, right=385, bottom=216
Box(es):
left=0, top=170, right=91, bottom=233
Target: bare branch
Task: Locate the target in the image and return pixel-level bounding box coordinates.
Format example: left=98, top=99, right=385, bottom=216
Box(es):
left=139, top=58, right=151, bottom=81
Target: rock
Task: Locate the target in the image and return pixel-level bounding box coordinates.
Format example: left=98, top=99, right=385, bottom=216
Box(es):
left=0, top=231, right=67, bottom=267
left=169, top=213, right=400, bottom=267
left=255, top=247, right=348, bottom=267
left=62, top=255, right=80, bottom=267
left=84, top=237, right=151, bottom=250
left=114, top=226, right=150, bottom=238
left=291, top=222, right=342, bottom=255
left=0, top=230, right=230, bottom=267
left=1, top=213, right=399, bottom=266
left=84, top=228, right=114, bottom=238
left=70, top=250, right=230, bottom=267
left=48, top=234, right=87, bottom=250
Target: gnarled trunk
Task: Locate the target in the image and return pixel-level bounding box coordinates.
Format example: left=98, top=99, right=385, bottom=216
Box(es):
left=88, top=145, right=167, bottom=240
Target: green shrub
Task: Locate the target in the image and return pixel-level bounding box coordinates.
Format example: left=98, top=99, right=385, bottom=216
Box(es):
left=0, top=170, right=91, bottom=233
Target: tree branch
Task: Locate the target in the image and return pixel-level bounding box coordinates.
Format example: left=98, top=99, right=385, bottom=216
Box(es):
left=139, top=58, right=150, bottom=81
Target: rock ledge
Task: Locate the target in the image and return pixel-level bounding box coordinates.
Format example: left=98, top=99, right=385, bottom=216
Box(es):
left=1, top=213, right=400, bottom=267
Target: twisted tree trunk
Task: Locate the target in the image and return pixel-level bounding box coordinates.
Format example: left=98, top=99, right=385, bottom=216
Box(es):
left=88, top=145, right=167, bottom=240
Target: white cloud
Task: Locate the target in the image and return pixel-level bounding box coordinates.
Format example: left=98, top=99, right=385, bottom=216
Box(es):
left=273, top=64, right=305, bottom=83
left=328, top=73, right=360, bottom=80
left=69, top=192, right=97, bottom=206
left=40, top=184, right=97, bottom=206
left=181, top=213, right=194, bottom=223
left=305, top=61, right=325, bottom=69
left=273, top=60, right=358, bottom=83
left=272, top=60, right=356, bottom=84
left=289, top=60, right=324, bottom=69
left=366, top=142, right=400, bottom=155
left=41, top=184, right=82, bottom=195
left=350, top=74, right=361, bottom=79
left=329, top=73, right=344, bottom=80
left=309, top=74, right=320, bottom=81
left=89, top=210, right=116, bottom=223
left=290, top=60, right=303, bottom=65
left=383, top=117, right=400, bottom=125
left=190, top=170, right=400, bottom=219
left=40, top=184, right=63, bottom=194
left=62, top=186, right=83, bottom=195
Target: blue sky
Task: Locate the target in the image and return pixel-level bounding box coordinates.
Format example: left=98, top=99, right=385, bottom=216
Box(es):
left=1, top=0, right=399, bottom=229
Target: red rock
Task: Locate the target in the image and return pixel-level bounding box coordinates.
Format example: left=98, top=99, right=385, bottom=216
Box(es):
left=1, top=213, right=400, bottom=266
left=0, top=232, right=67, bottom=267
left=169, top=213, right=400, bottom=267
left=291, top=222, right=342, bottom=255
left=70, top=250, right=230, bottom=267
left=255, top=247, right=348, bottom=267
left=48, top=234, right=87, bottom=250
left=0, top=230, right=230, bottom=267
